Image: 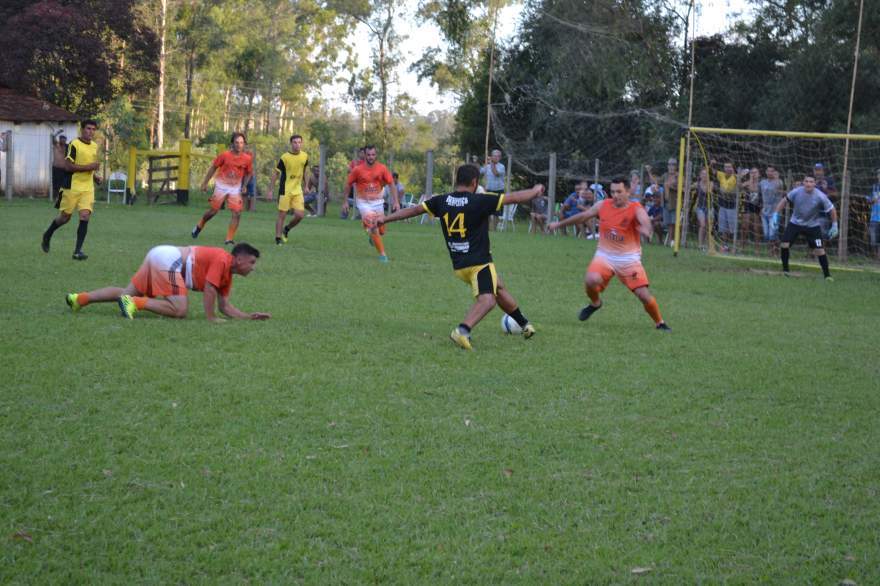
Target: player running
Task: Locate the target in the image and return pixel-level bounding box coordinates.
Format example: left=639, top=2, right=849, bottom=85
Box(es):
left=266, top=134, right=310, bottom=245
left=379, top=164, right=544, bottom=350
left=770, top=173, right=837, bottom=280
left=192, top=132, right=254, bottom=245
left=342, top=145, right=398, bottom=262
left=548, top=176, right=671, bottom=331
left=64, top=243, right=271, bottom=322
left=41, top=119, right=102, bottom=260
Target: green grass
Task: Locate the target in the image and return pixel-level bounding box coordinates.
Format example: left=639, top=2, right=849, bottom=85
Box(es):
left=2, top=199, right=879, bottom=583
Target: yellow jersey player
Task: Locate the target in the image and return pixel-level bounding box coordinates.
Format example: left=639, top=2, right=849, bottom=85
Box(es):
left=379, top=164, right=544, bottom=350
left=41, top=119, right=102, bottom=260
left=266, top=134, right=310, bottom=245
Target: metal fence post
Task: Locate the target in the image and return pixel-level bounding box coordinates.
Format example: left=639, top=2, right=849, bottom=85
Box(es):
left=425, top=150, right=434, bottom=198
left=547, top=153, right=557, bottom=230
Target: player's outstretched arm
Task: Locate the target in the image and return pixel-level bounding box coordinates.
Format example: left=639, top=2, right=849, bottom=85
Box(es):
left=379, top=205, right=424, bottom=225
left=635, top=204, right=653, bottom=238
left=503, top=184, right=545, bottom=205
left=200, top=165, right=217, bottom=192
left=548, top=201, right=600, bottom=232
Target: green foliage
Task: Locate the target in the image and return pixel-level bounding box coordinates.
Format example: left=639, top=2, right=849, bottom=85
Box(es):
left=3, top=200, right=880, bottom=582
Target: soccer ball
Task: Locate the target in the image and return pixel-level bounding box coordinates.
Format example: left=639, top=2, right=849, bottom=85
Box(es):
left=501, top=314, right=522, bottom=335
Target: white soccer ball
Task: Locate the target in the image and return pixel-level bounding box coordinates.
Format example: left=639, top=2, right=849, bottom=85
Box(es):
left=501, top=314, right=522, bottom=335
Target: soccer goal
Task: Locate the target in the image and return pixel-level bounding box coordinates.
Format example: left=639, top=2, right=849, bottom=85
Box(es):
left=674, top=127, right=880, bottom=265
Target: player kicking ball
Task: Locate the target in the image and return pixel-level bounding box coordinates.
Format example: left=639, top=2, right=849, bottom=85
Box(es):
left=378, top=164, right=543, bottom=350
left=548, top=176, right=671, bottom=331
left=64, top=243, right=271, bottom=322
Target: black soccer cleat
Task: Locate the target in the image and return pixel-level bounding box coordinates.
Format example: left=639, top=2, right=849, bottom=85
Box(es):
left=72, top=251, right=88, bottom=261
left=191, top=225, right=201, bottom=239
left=578, top=303, right=602, bottom=322
left=41, top=236, right=50, bottom=253
left=224, top=240, right=234, bottom=246
left=656, top=322, right=671, bottom=332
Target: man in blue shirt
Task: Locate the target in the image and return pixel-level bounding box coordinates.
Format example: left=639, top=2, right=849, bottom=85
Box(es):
left=868, top=168, right=880, bottom=259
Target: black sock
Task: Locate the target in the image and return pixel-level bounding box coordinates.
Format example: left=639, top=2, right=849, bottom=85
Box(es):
left=818, top=253, right=830, bottom=277
left=508, top=307, right=528, bottom=328
left=43, top=219, right=62, bottom=241
left=781, top=247, right=790, bottom=271
left=74, top=220, right=89, bottom=252
left=458, top=323, right=471, bottom=335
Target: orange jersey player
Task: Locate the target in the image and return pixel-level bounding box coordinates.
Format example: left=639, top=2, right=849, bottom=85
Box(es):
left=64, top=243, right=271, bottom=322
left=342, top=145, right=399, bottom=262
left=548, top=176, right=671, bottom=331
left=192, top=132, right=254, bottom=246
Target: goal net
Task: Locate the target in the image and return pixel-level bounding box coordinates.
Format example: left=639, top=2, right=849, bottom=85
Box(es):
left=679, top=127, right=880, bottom=266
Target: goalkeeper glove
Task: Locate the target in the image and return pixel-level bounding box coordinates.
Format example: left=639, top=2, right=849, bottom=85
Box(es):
left=770, top=212, right=780, bottom=233
left=828, top=222, right=839, bottom=239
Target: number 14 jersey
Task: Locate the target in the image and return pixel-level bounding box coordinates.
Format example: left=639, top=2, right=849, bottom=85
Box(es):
left=422, top=191, right=504, bottom=269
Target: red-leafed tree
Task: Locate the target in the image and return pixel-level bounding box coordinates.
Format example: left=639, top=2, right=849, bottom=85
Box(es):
left=0, top=0, right=158, bottom=115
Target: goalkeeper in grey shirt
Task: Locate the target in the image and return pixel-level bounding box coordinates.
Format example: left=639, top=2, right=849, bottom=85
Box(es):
left=770, top=174, right=837, bottom=280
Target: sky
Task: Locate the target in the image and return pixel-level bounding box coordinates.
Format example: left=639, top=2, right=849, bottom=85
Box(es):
left=328, top=0, right=751, bottom=116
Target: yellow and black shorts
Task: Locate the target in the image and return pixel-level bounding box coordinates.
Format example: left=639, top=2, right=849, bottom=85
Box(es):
left=59, top=189, right=94, bottom=214
left=278, top=193, right=305, bottom=213
left=454, top=263, right=497, bottom=298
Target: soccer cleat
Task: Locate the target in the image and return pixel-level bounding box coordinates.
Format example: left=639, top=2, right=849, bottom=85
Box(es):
left=825, top=276, right=834, bottom=282
left=41, top=235, right=50, bottom=253
left=283, top=226, right=291, bottom=240
left=449, top=327, right=473, bottom=350
left=71, top=251, right=88, bottom=261
left=191, top=225, right=201, bottom=239
left=224, top=240, right=235, bottom=246
left=782, top=271, right=791, bottom=277
left=117, top=295, right=137, bottom=319
left=522, top=323, right=536, bottom=339
left=378, top=255, right=389, bottom=263
left=578, top=303, right=602, bottom=322
left=275, top=237, right=284, bottom=246
left=656, top=322, right=672, bottom=332
left=65, top=293, right=81, bottom=312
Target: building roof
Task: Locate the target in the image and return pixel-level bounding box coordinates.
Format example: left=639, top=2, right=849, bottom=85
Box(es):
left=0, top=87, right=78, bottom=123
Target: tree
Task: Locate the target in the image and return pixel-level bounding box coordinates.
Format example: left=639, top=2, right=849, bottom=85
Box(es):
left=0, top=0, right=158, bottom=114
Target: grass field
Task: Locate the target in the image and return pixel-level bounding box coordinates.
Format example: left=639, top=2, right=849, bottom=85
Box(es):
left=2, top=198, right=879, bottom=583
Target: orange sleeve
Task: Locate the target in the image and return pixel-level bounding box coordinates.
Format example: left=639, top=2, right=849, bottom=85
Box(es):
left=212, top=152, right=225, bottom=168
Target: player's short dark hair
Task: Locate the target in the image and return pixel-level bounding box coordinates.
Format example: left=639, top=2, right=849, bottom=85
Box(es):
left=610, top=176, right=630, bottom=189
left=455, top=164, right=481, bottom=186
left=804, top=172, right=815, bottom=180
left=364, top=144, right=376, bottom=152
left=230, top=132, right=247, bottom=145
left=392, top=172, right=399, bottom=178
left=231, top=242, right=260, bottom=258
left=289, top=134, right=302, bottom=142
left=81, top=119, right=98, bottom=128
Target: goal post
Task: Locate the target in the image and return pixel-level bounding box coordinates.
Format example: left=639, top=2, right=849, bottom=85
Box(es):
left=675, top=126, right=880, bottom=265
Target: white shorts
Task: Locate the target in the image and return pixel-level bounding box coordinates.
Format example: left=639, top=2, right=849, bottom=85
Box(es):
left=356, top=199, right=385, bottom=218
left=213, top=181, right=242, bottom=197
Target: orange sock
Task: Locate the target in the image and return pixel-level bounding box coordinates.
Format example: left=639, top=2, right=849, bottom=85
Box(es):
left=133, top=297, right=149, bottom=310
left=226, top=224, right=238, bottom=242
left=197, top=218, right=206, bottom=229
left=76, top=293, right=90, bottom=306
left=643, top=297, right=663, bottom=324
left=587, top=286, right=601, bottom=305
left=370, top=233, right=385, bottom=255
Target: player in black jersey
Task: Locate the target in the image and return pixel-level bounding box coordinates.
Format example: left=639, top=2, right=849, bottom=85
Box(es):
left=379, top=164, right=544, bottom=350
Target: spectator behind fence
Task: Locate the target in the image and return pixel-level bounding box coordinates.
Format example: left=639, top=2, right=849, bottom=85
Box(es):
left=629, top=170, right=642, bottom=202
left=481, top=149, right=506, bottom=193
left=868, top=168, right=880, bottom=259
left=693, top=167, right=713, bottom=251
left=813, top=162, right=837, bottom=238
left=529, top=193, right=548, bottom=235
left=740, top=167, right=762, bottom=255
left=711, top=159, right=743, bottom=252
left=643, top=191, right=664, bottom=244
left=384, top=171, right=405, bottom=211
left=560, top=181, right=587, bottom=236
left=662, top=158, right=679, bottom=240
left=577, top=186, right=597, bottom=239
left=760, top=165, right=784, bottom=255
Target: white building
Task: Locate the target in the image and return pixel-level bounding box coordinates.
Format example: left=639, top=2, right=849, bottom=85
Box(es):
left=0, top=86, right=79, bottom=197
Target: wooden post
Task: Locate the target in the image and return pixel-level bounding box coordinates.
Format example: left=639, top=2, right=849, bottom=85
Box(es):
left=547, top=153, right=557, bottom=230
left=593, top=158, right=600, bottom=188
left=505, top=154, right=512, bottom=195
left=839, top=169, right=851, bottom=261
left=127, top=146, right=137, bottom=204
left=177, top=139, right=191, bottom=205
left=318, top=144, right=327, bottom=217
left=4, top=130, right=13, bottom=200
left=673, top=136, right=686, bottom=255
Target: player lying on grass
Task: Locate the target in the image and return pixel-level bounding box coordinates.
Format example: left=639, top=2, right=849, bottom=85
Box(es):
left=548, top=176, right=671, bottom=331
left=378, top=164, right=544, bottom=350
left=65, top=243, right=271, bottom=322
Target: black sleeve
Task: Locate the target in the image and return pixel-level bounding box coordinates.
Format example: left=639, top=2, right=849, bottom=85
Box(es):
left=422, top=195, right=442, bottom=217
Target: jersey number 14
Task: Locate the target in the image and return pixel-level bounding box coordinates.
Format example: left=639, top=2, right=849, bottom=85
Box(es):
left=443, top=213, right=467, bottom=237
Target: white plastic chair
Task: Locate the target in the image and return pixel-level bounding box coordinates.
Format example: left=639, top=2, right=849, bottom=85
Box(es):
left=498, top=203, right=518, bottom=231
left=106, top=172, right=127, bottom=204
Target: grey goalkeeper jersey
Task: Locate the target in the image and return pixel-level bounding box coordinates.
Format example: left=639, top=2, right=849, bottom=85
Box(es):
left=786, top=186, right=834, bottom=228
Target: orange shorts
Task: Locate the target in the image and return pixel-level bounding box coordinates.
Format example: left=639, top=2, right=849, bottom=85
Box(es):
left=210, top=190, right=243, bottom=213
left=131, top=246, right=188, bottom=298
left=588, top=254, right=650, bottom=291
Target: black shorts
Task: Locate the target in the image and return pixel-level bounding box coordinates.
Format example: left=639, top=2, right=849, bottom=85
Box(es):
left=781, top=223, right=823, bottom=249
